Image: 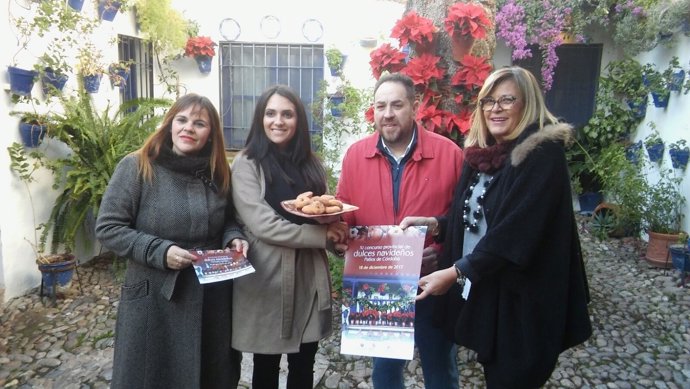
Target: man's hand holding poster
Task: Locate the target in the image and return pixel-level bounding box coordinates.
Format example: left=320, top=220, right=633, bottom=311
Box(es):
left=339, top=225, right=427, bottom=360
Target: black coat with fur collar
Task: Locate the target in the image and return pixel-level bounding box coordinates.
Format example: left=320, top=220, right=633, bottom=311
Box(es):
left=435, top=123, right=592, bottom=388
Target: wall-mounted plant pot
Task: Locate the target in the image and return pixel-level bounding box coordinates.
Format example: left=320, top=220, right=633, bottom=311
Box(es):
left=194, top=56, right=213, bottom=74
left=108, top=65, right=130, bottom=88
left=68, top=0, right=85, bottom=11
left=328, top=95, right=344, bottom=117
left=7, top=66, right=38, bottom=96
left=626, top=97, right=647, bottom=120
left=625, top=141, right=643, bottom=165
left=19, top=121, right=46, bottom=148
left=645, top=142, right=664, bottom=162
left=651, top=91, right=670, bottom=108
left=98, top=1, right=121, bottom=21
left=669, top=148, right=689, bottom=170
left=328, top=55, right=347, bottom=77
left=670, top=70, right=685, bottom=92
left=41, top=68, right=68, bottom=95
left=82, top=74, right=102, bottom=93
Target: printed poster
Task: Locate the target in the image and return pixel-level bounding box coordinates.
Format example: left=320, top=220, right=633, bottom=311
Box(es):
left=339, top=225, right=427, bottom=360
left=190, top=249, right=255, bottom=284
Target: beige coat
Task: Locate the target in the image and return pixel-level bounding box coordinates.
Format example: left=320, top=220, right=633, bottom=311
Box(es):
left=231, top=152, right=333, bottom=353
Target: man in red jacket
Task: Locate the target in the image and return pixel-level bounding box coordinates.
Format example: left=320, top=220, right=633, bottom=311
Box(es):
left=336, top=73, right=464, bottom=389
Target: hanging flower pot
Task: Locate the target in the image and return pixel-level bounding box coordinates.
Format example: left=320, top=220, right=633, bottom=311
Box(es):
left=669, top=148, right=689, bottom=170
left=41, top=68, right=68, bottom=95
left=82, top=74, right=103, bottom=93
left=195, top=56, right=213, bottom=74
left=450, top=34, right=476, bottom=62
left=18, top=121, right=46, bottom=148
left=626, top=97, right=647, bottom=119
left=329, top=95, right=344, bottom=117
left=98, top=0, right=121, bottom=21
left=651, top=91, right=670, bottom=108
left=670, top=70, right=685, bottom=92
left=108, top=63, right=130, bottom=88
left=645, top=141, right=664, bottom=162
left=68, top=0, right=85, bottom=11
left=7, top=66, right=38, bottom=96
left=625, top=141, right=643, bottom=165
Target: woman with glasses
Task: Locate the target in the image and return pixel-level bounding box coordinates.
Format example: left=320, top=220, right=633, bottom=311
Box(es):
left=401, top=66, right=592, bottom=389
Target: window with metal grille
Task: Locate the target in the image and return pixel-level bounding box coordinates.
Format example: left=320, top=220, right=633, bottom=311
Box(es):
left=219, top=42, right=324, bottom=150
left=118, top=35, right=154, bottom=103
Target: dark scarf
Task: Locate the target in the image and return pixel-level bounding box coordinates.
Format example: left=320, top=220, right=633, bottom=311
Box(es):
left=263, top=149, right=318, bottom=225
left=464, top=140, right=516, bottom=174
left=156, top=138, right=217, bottom=192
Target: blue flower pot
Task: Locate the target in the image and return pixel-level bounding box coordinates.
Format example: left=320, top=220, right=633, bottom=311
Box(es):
left=83, top=74, right=102, bottom=93
left=68, top=0, right=84, bottom=11
left=578, top=192, right=602, bottom=215
left=645, top=142, right=664, bottom=162
left=38, top=256, right=76, bottom=297
left=7, top=66, right=38, bottom=96
left=329, top=95, right=344, bottom=117
left=41, top=68, right=68, bottom=95
left=98, top=1, right=121, bottom=21
left=19, top=121, right=46, bottom=148
left=651, top=91, right=670, bottom=108
left=626, top=98, right=647, bottom=120
left=670, top=70, right=685, bottom=92
left=195, top=56, right=213, bottom=74
left=626, top=141, right=643, bottom=165
left=669, top=148, right=689, bottom=170
left=670, top=246, right=690, bottom=272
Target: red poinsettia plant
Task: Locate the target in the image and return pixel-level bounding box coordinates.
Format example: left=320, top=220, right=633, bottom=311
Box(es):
left=369, top=43, right=407, bottom=80
left=391, top=11, right=438, bottom=52
left=444, top=2, right=491, bottom=39
left=184, top=36, right=217, bottom=58
left=400, top=54, right=445, bottom=87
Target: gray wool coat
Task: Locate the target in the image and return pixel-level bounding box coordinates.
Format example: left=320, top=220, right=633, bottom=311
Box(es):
left=230, top=152, right=333, bottom=354
left=95, top=154, right=244, bottom=389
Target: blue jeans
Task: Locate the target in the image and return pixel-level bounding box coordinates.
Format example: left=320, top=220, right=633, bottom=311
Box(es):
left=372, top=296, right=459, bottom=389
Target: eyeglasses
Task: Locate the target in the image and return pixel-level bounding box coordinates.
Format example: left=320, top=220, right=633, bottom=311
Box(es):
left=479, top=96, right=518, bottom=111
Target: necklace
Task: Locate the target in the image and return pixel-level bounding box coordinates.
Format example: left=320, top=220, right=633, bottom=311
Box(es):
left=462, top=171, right=493, bottom=233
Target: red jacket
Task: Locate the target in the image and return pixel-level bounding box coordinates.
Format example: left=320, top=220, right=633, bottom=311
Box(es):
left=337, top=127, right=463, bottom=243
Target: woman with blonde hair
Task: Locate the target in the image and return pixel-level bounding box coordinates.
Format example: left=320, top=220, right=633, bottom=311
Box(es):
left=403, top=66, right=592, bottom=388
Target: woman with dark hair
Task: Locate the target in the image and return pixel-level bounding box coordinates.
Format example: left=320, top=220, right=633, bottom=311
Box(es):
left=96, top=93, right=247, bottom=389
left=231, top=85, right=348, bottom=389
left=402, top=66, right=592, bottom=389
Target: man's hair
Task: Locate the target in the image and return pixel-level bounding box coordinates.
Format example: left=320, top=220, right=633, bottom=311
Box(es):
left=373, top=73, right=416, bottom=103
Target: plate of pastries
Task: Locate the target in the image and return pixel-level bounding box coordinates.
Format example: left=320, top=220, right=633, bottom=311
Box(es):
left=281, top=191, right=358, bottom=223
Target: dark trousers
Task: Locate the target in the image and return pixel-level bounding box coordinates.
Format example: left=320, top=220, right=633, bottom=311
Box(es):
left=251, top=342, right=318, bottom=389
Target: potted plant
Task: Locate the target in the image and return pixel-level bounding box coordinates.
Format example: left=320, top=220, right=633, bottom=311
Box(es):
left=643, top=124, right=664, bottom=163
left=15, top=112, right=51, bottom=148
left=108, top=60, right=133, bottom=89
left=34, top=91, right=170, bottom=254
left=7, top=142, right=77, bottom=299
left=443, top=2, right=491, bottom=61
left=77, top=43, right=105, bottom=93
left=184, top=35, right=217, bottom=74
left=36, top=48, right=72, bottom=96
left=326, top=47, right=347, bottom=77
left=391, top=11, right=438, bottom=55
left=643, top=56, right=682, bottom=108
left=669, top=139, right=689, bottom=170
left=368, top=43, right=407, bottom=80
left=97, top=0, right=128, bottom=21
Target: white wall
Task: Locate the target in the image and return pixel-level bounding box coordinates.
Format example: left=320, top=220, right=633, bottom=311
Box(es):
left=0, top=0, right=405, bottom=301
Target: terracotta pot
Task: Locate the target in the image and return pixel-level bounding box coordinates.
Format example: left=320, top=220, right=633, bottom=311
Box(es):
left=645, top=231, right=680, bottom=268
left=450, top=34, right=475, bottom=62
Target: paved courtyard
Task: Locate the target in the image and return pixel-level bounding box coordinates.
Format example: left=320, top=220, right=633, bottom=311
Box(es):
left=1, top=219, right=689, bottom=388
